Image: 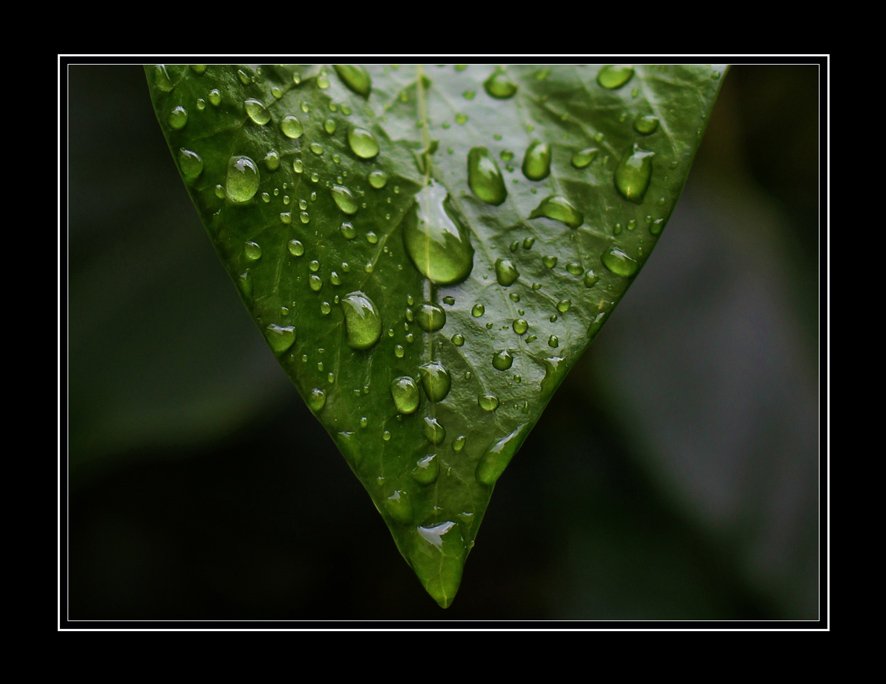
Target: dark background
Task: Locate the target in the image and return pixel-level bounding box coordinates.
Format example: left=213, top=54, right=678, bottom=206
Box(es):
left=67, top=65, right=820, bottom=620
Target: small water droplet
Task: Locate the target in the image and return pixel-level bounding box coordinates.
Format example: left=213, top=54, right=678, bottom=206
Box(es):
left=423, top=416, right=446, bottom=445
left=168, top=105, right=188, bottom=129
left=597, top=64, right=634, bottom=89
left=153, top=65, right=174, bottom=92
left=320, top=301, right=332, bottom=315
left=416, top=303, right=446, bottom=332
left=309, top=260, right=320, bottom=273
left=495, top=258, right=519, bottom=286
left=530, top=195, right=583, bottom=228
left=265, top=324, right=295, bottom=353
left=279, top=211, right=292, bottom=224
left=412, top=454, right=439, bottom=485
left=543, top=256, right=558, bottom=269
left=403, top=181, right=474, bottom=285
left=602, top=246, right=639, bottom=277
left=512, top=318, right=528, bottom=335
left=226, top=156, right=260, bottom=203
left=566, top=262, right=583, bottom=276
left=615, top=144, right=654, bottom=203
left=467, top=147, right=507, bottom=205
left=557, top=299, right=571, bottom=313
left=484, top=68, right=518, bottom=99
left=455, top=113, right=468, bottom=125
left=330, top=271, right=342, bottom=286
left=522, top=237, right=535, bottom=250
left=419, top=361, right=451, bottom=401
left=394, top=344, right=405, bottom=358
left=471, top=303, right=485, bottom=318
left=583, top=269, right=599, bottom=288
left=478, top=394, right=499, bottom=412
left=309, top=274, right=322, bottom=291
left=300, top=211, right=311, bottom=224
left=634, top=114, right=659, bottom=135
left=324, top=117, right=337, bottom=135
left=317, top=70, right=330, bottom=89
left=178, top=148, right=203, bottom=181
left=237, top=270, right=252, bottom=297
left=368, top=169, right=389, bottom=189
left=237, top=69, right=250, bottom=85
left=366, top=231, right=378, bottom=244
left=208, top=88, right=221, bottom=106
left=476, top=426, right=526, bottom=486
left=347, top=126, right=380, bottom=159
left=334, top=64, right=372, bottom=97
left=453, top=435, right=466, bottom=453
left=451, top=333, right=465, bottom=346
left=281, top=115, right=304, bottom=139
left=492, top=349, right=513, bottom=371
left=442, top=296, right=455, bottom=306
left=331, top=184, right=359, bottom=215
left=383, top=489, right=413, bottom=524
left=548, top=335, right=559, bottom=348
left=341, top=291, right=382, bottom=349
left=571, top=147, right=598, bottom=169
left=308, top=387, right=326, bottom=412
left=310, top=142, right=324, bottom=156
left=522, top=141, right=551, bottom=181
left=244, top=98, right=270, bottom=125
left=463, top=89, right=476, bottom=100
left=391, top=376, right=420, bottom=414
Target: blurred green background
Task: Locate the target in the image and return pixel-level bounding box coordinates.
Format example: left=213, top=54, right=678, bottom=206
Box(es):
left=68, top=65, right=819, bottom=620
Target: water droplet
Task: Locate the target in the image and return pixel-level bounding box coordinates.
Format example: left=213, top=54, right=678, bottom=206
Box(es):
left=615, top=144, right=654, bottom=203
left=394, top=344, right=405, bottom=358
left=571, top=147, right=598, bottom=169
left=423, top=416, right=446, bottom=445
left=340, top=221, right=356, bottom=240
left=366, top=231, right=378, bottom=244
left=451, top=333, right=465, bottom=346
left=403, top=181, right=474, bottom=285
left=300, top=211, right=311, bottom=224
left=309, top=259, right=320, bottom=273
left=237, top=69, right=250, bottom=85
left=492, top=350, right=513, bottom=371
left=208, top=88, right=221, bottom=106
left=413, top=520, right=464, bottom=608
left=566, top=262, right=583, bottom=276
left=557, top=299, right=571, bottom=313
left=168, top=105, right=188, bottom=129
left=281, top=115, right=304, bottom=139
left=308, top=387, right=326, bottom=412
left=341, top=291, right=382, bottom=349
left=463, top=89, right=476, bottom=100
left=368, top=169, right=389, bottom=189
left=634, top=114, right=659, bottom=135
left=650, top=218, right=665, bottom=235
left=484, top=68, right=518, bottom=99
left=512, top=318, right=528, bottom=335
left=310, top=142, right=324, bottom=156
left=226, top=156, right=260, bottom=203
left=384, top=490, right=413, bottom=524
left=455, top=113, right=468, bottom=125
left=581, top=270, right=599, bottom=288
left=178, top=148, right=203, bottom=181
left=390, top=375, right=420, bottom=415
left=309, top=274, right=322, bottom=291
left=324, top=117, right=337, bottom=135
left=331, top=184, right=359, bottom=215
left=214, top=184, right=225, bottom=199
left=471, top=303, right=485, bottom=317
left=320, top=301, right=332, bottom=315
left=359, top=416, right=369, bottom=429
left=602, top=246, right=639, bottom=276
left=382, top=429, right=391, bottom=441
left=330, top=271, right=342, bottom=286
left=244, top=98, right=270, bottom=125
left=467, top=147, right=507, bottom=205
left=522, top=141, right=551, bottom=181
left=530, top=195, right=583, bottom=228
left=495, top=258, right=519, bottom=286
left=262, top=150, right=280, bottom=171
left=153, top=65, right=173, bottom=92
left=543, top=256, right=558, bottom=269
left=196, top=98, right=206, bottom=111
left=597, top=65, right=634, bottom=89
left=334, top=64, right=372, bottom=97
left=442, top=296, right=455, bottom=306
left=453, top=435, right=466, bottom=453
left=244, top=240, right=262, bottom=261
left=478, top=394, right=499, bottom=412
left=476, top=425, right=526, bottom=486
left=419, top=361, right=451, bottom=402
left=237, top=270, right=252, bottom=297
left=317, top=70, right=330, bottom=89
left=416, top=303, right=446, bottom=332
left=412, top=454, right=439, bottom=485
left=347, top=126, right=380, bottom=160
left=548, top=335, right=559, bottom=348
left=265, top=324, right=295, bottom=353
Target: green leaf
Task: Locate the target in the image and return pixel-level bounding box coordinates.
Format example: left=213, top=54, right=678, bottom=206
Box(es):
left=145, top=63, right=725, bottom=608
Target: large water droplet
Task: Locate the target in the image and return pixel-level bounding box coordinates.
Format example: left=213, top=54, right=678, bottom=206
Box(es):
left=391, top=376, right=420, bottom=414
left=168, top=105, right=188, bottom=129
left=412, top=521, right=465, bottom=608
left=308, top=387, right=326, bottom=412
left=341, top=291, right=382, bottom=349
left=483, top=68, right=518, bottom=99
left=602, top=246, right=639, bottom=276
left=416, top=303, right=446, bottom=332
left=476, top=426, right=526, bottom=486
left=571, top=147, right=598, bottom=169
left=597, top=65, right=634, bottom=89
left=423, top=416, right=446, bottom=445
left=178, top=148, right=203, bottom=181
left=495, top=258, right=519, bottom=286
left=403, top=181, right=474, bottom=285
left=331, top=184, right=359, bottom=215
left=244, top=98, right=270, bottom=125
left=467, top=147, right=506, bottom=205
left=522, top=141, right=551, bottom=181
left=412, top=454, right=439, bottom=484
left=384, top=490, right=413, bottom=524
left=347, top=126, right=380, bottom=159
left=265, top=324, right=296, bottom=353
left=615, top=144, right=654, bottom=203
left=530, top=195, right=583, bottom=228
left=281, top=115, right=304, bottom=139
left=419, top=361, right=451, bottom=402
left=334, top=64, right=372, bottom=96
left=226, top=155, right=260, bottom=203
left=492, top=350, right=513, bottom=371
